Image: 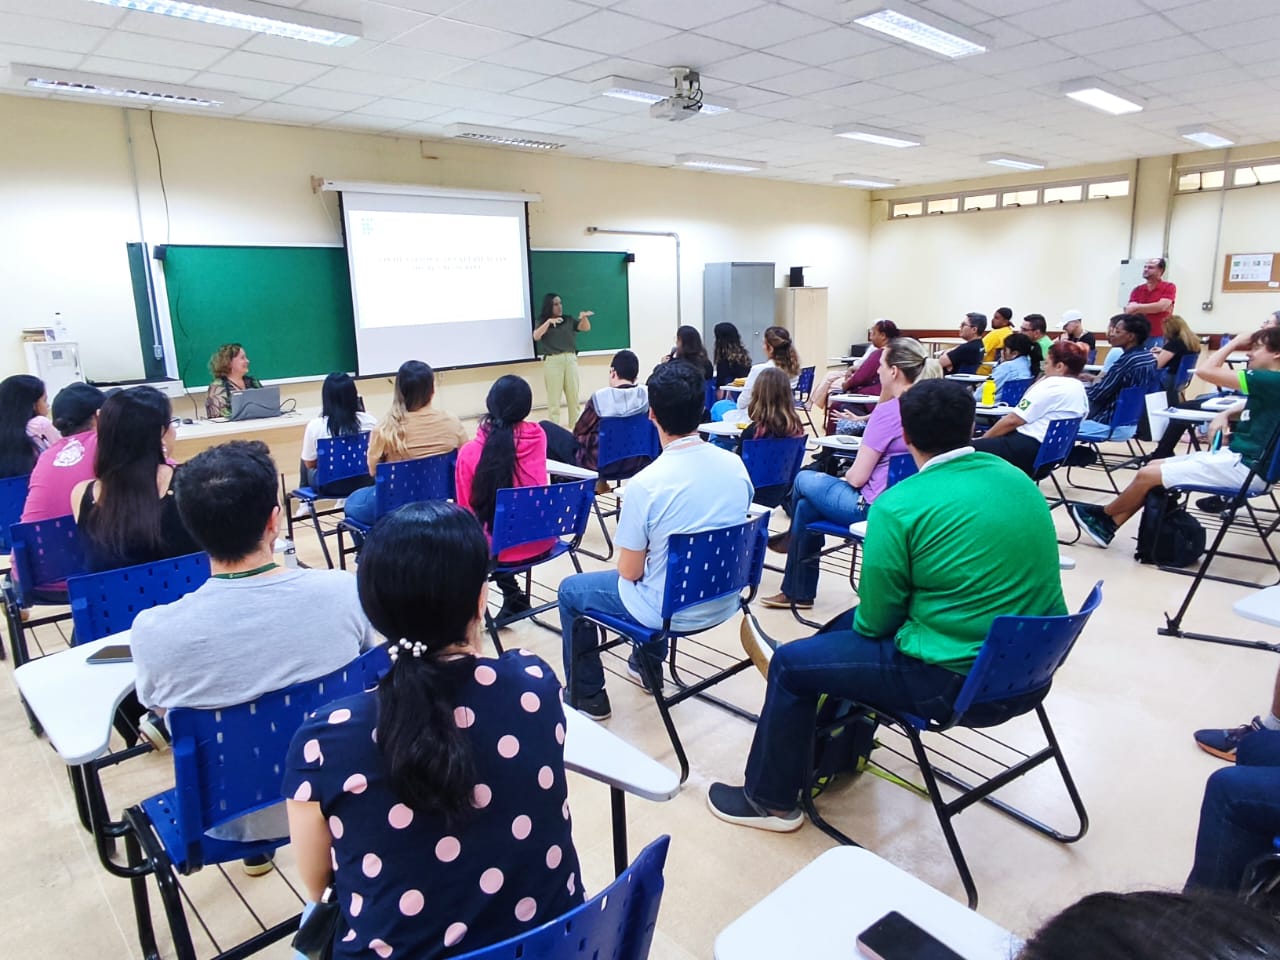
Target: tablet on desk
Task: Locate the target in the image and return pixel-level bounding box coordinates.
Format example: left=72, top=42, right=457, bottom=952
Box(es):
left=86, top=644, right=132, bottom=665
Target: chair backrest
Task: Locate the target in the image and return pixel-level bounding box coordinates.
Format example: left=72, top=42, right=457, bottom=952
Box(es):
left=999, top=378, right=1033, bottom=406
left=950, top=581, right=1103, bottom=724
left=1032, top=417, right=1083, bottom=478
left=1108, top=385, right=1146, bottom=432
left=9, top=514, right=85, bottom=605
left=66, top=552, right=212, bottom=645
left=374, top=450, right=456, bottom=517
left=740, top=436, right=807, bottom=490
left=454, top=835, right=670, bottom=960
left=704, top=379, right=717, bottom=415
left=1174, top=352, right=1198, bottom=392
left=887, top=453, right=918, bottom=487
left=314, top=432, right=371, bottom=488
left=491, top=480, right=596, bottom=558
left=660, top=513, right=769, bottom=622
left=0, top=474, right=30, bottom=554
left=597, top=413, right=660, bottom=475
left=166, top=650, right=382, bottom=870
left=794, top=366, right=816, bottom=399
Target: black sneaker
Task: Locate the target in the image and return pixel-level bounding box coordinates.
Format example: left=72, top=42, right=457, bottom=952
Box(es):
left=1065, top=446, right=1097, bottom=467
left=1071, top=503, right=1116, bottom=547
left=626, top=652, right=662, bottom=696
left=1196, top=495, right=1230, bottom=514
left=497, top=593, right=532, bottom=622
left=573, top=690, right=611, bottom=721
left=706, top=783, right=803, bottom=833
left=1194, top=716, right=1264, bottom=762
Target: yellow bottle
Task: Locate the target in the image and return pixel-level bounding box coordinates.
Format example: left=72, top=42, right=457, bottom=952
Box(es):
left=981, top=380, right=996, bottom=406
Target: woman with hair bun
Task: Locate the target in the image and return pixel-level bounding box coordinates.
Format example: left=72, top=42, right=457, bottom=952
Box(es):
left=721, top=325, right=802, bottom=420
left=284, top=501, right=582, bottom=960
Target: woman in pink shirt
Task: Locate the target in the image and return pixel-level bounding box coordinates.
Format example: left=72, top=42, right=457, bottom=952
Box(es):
left=0, top=375, right=55, bottom=478
left=20, top=383, right=104, bottom=524
left=455, top=376, right=553, bottom=621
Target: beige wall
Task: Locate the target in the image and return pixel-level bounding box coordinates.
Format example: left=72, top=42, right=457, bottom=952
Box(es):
left=0, top=93, right=871, bottom=420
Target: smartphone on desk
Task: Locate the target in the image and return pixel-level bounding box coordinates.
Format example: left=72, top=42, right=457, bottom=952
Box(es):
left=86, top=644, right=132, bottom=665
left=857, top=911, right=967, bottom=960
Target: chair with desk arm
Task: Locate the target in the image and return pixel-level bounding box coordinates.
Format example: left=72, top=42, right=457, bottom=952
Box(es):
left=793, top=366, right=818, bottom=435
left=570, top=514, right=769, bottom=783
left=335, top=450, right=457, bottom=568
left=1065, top=385, right=1147, bottom=494
left=582, top=413, right=660, bottom=562
left=0, top=472, right=31, bottom=661
left=1029, top=417, right=1085, bottom=545
left=283, top=432, right=371, bottom=569
left=801, top=581, right=1102, bottom=909
left=5, top=514, right=85, bottom=667
left=740, top=436, right=807, bottom=510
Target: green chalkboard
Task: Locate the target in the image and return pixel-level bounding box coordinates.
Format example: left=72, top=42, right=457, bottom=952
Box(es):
left=528, top=250, right=630, bottom=353
left=163, top=245, right=357, bottom=388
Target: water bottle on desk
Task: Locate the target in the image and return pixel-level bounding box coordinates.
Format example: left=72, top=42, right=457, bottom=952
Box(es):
left=980, top=380, right=996, bottom=406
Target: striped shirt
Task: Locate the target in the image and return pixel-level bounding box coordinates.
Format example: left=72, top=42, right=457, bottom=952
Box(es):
left=1085, top=346, right=1155, bottom=423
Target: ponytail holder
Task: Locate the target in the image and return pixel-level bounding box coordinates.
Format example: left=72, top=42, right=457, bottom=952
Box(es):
left=386, top=637, right=427, bottom=663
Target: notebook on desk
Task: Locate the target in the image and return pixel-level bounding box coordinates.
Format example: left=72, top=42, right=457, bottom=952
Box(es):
left=229, top=386, right=282, bottom=422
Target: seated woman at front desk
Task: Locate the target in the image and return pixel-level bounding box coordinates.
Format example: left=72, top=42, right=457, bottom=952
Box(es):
left=204, top=342, right=262, bottom=419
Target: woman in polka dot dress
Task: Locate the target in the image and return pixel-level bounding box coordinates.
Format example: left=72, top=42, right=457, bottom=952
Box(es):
left=283, top=501, right=583, bottom=959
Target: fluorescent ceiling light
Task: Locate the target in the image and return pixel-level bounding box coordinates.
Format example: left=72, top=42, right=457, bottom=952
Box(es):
left=1061, top=78, right=1143, bottom=115
left=833, top=123, right=923, bottom=148
left=10, top=63, right=237, bottom=108
left=676, top=153, right=764, bottom=173
left=849, top=3, right=988, bottom=58
left=1179, top=125, right=1235, bottom=149
left=834, top=173, right=898, bottom=188
left=590, top=76, right=733, bottom=114
left=83, top=0, right=361, bottom=46
left=982, top=153, right=1045, bottom=171
left=444, top=124, right=570, bottom=151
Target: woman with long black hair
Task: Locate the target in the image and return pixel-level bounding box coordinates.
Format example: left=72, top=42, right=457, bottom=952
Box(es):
left=456, top=376, right=554, bottom=620
left=712, top=322, right=753, bottom=389
left=0, top=374, right=54, bottom=477
left=532, top=292, right=593, bottom=427
left=71, top=386, right=199, bottom=571
left=663, top=324, right=714, bottom=380
left=300, top=372, right=377, bottom=494
left=284, top=502, right=582, bottom=960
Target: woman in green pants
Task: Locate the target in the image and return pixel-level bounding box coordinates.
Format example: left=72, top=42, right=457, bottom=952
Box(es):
left=533, top=292, right=593, bottom=426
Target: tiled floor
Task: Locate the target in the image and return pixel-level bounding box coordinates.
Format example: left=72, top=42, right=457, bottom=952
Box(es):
left=4, top=463, right=1279, bottom=958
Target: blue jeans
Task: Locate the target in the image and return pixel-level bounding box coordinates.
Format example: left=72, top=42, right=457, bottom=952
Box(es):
left=782, top=470, right=869, bottom=602
left=744, top=608, right=966, bottom=810
left=1077, top=420, right=1137, bottom=442
left=343, top=485, right=377, bottom=527
left=558, top=570, right=666, bottom=699
left=1187, top=729, right=1280, bottom=893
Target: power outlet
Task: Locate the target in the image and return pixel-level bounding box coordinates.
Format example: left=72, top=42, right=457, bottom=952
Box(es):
left=1202, top=301, right=1214, bottom=311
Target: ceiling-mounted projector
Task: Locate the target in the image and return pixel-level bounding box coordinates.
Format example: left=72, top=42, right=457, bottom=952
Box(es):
left=650, top=66, right=705, bottom=122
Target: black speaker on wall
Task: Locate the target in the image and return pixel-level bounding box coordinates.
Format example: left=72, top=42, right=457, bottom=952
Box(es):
left=788, top=266, right=805, bottom=287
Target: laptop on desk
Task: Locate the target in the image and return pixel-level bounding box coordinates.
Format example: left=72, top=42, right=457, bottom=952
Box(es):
left=229, top=386, right=282, bottom=422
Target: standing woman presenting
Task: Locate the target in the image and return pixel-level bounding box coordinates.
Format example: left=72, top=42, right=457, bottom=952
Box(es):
left=532, top=293, right=593, bottom=426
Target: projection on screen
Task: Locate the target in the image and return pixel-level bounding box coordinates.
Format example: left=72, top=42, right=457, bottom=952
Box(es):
left=340, top=190, right=535, bottom=374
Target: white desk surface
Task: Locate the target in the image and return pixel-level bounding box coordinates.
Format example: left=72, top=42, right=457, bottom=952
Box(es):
left=175, top=408, right=316, bottom=442
left=1228, top=351, right=1250, bottom=365
left=713, top=847, right=1018, bottom=960
left=974, top=404, right=1017, bottom=418
left=699, top=421, right=745, bottom=438
left=812, top=435, right=862, bottom=452
left=16, top=634, right=682, bottom=809
left=546, top=459, right=599, bottom=480
left=1234, top=586, right=1280, bottom=628
left=1163, top=408, right=1217, bottom=423
left=829, top=393, right=881, bottom=405
left=721, top=384, right=745, bottom=395
left=922, top=337, right=965, bottom=346
left=1083, top=364, right=1103, bottom=374
left=1202, top=395, right=1243, bottom=411
left=849, top=520, right=869, bottom=537
left=946, top=373, right=989, bottom=384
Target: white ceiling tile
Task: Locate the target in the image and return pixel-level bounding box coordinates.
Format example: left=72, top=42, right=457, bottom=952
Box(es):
left=209, top=50, right=333, bottom=83
left=1089, top=33, right=1206, bottom=71
left=0, top=0, right=123, bottom=26
left=394, top=18, right=524, bottom=57
left=238, top=34, right=376, bottom=65
left=333, top=2, right=435, bottom=42
left=0, top=13, right=110, bottom=54
left=192, top=72, right=295, bottom=99
left=467, top=91, right=564, bottom=114
left=0, top=42, right=83, bottom=70
left=1004, top=0, right=1151, bottom=35
left=529, top=102, right=615, bottom=124
left=544, top=10, right=680, bottom=55
left=323, top=112, right=409, bottom=133
left=274, top=86, right=376, bottom=111
left=1159, top=0, right=1277, bottom=31
left=429, top=106, right=522, bottom=124
left=91, top=31, right=231, bottom=71
left=309, top=67, right=417, bottom=96
left=114, top=10, right=250, bottom=47
left=496, top=38, right=607, bottom=73
left=880, top=62, right=975, bottom=94
left=965, top=39, right=1075, bottom=75
left=825, top=45, right=939, bottom=81
left=764, top=27, right=889, bottom=66
left=805, top=80, right=902, bottom=107
left=622, top=32, right=750, bottom=70
left=392, top=81, right=479, bottom=105
left=356, top=96, right=451, bottom=119
left=440, top=60, right=546, bottom=92
left=347, top=44, right=474, bottom=80
left=754, top=67, right=851, bottom=96
left=703, top=51, right=807, bottom=84
left=697, top=4, right=832, bottom=47
left=559, top=55, right=653, bottom=81
left=511, top=75, right=594, bottom=102
left=447, top=0, right=597, bottom=37
left=611, top=0, right=764, bottom=31
left=76, top=56, right=198, bottom=84
left=244, top=102, right=344, bottom=124
left=1052, top=16, right=1183, bottom=57
left=1199, top=15, right=1280, bottom=47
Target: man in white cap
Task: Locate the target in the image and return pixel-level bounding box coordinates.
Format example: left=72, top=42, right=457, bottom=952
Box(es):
left=1060, top=309, right=1096, bottom=361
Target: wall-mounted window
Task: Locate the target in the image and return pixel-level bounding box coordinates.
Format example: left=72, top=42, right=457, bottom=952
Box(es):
left=1233, top=163, right=1280, bottom=186
left=1173, top=156, right=1280, bottom=194
left=886, top=175, right=1130, bottom=221
left=964, top=193, right=998, bottom=210
left=1002, top=189, right=1038, bottom=207
left=1087, top=179, right=1129, bottom=199
left=927, top=197, right=959, bottom=214
left=892, top=201, right=924, bottom=218
left=1043, top=184, right=1082, bottom=204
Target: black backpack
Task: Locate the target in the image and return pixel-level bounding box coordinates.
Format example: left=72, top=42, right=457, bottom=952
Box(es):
left=811, top=696, right=878, bottom=797
left=1135, top=487, right=1206, bottom=567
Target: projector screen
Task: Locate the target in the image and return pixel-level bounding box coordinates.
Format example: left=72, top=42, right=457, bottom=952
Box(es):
left=340, top=189, right=535, bottom=374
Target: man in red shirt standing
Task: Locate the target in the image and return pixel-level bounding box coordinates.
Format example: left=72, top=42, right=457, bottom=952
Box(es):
left=1126, top=256, right=1176, bottom=346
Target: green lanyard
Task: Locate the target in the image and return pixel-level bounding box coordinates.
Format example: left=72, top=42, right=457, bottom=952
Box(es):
left=212, top=562, right=279, bottom=581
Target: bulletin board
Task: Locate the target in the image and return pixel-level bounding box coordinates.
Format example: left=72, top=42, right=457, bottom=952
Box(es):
left=1222, top=253, right=1280, bottom=293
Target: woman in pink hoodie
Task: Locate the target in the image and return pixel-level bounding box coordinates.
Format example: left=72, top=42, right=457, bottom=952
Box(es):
left=456, top=375, right=553, bottom=620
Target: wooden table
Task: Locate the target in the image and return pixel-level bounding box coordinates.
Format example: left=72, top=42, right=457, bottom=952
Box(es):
left=171, top=408, right=317, bottom=484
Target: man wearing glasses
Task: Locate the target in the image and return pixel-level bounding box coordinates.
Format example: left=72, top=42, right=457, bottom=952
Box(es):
left=939, top=312, right=986, bottom=374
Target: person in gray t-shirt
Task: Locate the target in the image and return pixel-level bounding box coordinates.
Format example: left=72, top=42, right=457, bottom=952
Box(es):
left=131, top=440, right=376, bottom=849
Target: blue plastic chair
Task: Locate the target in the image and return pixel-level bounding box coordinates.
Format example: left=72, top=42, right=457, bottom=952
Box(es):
left=586, top=413, right=660, bottom=561
left=337, top=450, right=457, bottom=568
left=119, top=651, right=381, bottom=960
left=740, top=436, right=807, bottom=508
left=790, top=453, right=918, bottom=627
left=804, top=581, right=1103, bottom=908
left=1029, top=417, right=1085, bottom=544
left=284, top=432, right=371, bottom=569
left=486, top=479, right=596, bottom=652
left=704, top=379, right=717, bottom=416
left=572, top=513, right=769, bottom=781
left=999, top=377, right=1033, bottom=406
left=66, top=552, right=211, bottom=645
left=1066, top=385, right=1147, bottom=494
left=0, top=473, right=30, bottom=558
left=455, top=835, right=670, bottom=960
left=5, top=514, right=86, bottom=665
left=793, top=366, right=817, bottom=434
left=1172, top=352, right=1198, bottom=400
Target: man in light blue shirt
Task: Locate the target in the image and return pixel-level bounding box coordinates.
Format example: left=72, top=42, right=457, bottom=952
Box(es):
left=558, top=361, right=754, bottom=720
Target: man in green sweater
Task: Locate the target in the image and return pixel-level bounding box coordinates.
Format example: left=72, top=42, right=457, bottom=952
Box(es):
left=708, top=378, right=1067, bottom=831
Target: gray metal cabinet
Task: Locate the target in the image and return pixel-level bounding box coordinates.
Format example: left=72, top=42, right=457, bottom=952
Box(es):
left=703, top=262, right=776, bottom=364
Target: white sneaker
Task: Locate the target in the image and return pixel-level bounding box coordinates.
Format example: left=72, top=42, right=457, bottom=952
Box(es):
left=740, top=615, right=778, bottom=678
